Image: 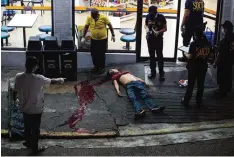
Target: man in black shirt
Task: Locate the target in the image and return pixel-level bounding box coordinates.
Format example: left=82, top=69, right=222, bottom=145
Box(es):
left=145, top=6, right=167, bottom=81
left=179, top=0, right=205, bottom=62
left=181, top=26, right=211, bottom=107
left=214, top=21, right=234, bottom=97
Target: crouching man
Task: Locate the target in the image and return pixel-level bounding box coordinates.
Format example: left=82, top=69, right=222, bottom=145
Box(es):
left=107, top=69, right=165, bottom=118
left=13, top=57, right=66, bottom=155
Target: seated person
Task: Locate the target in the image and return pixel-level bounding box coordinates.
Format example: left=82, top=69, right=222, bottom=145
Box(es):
left=107, top=69, right=165, bottom=118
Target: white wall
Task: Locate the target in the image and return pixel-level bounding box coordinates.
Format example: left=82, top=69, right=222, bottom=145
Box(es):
left=1, top=51, right=136, bottom=69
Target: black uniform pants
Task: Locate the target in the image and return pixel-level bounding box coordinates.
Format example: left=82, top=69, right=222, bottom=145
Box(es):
left=217, top=65, right=233, bottom=93
left=91, top=38, right=107, bottom=69
left=182, top=26, right=195, bottom=46
left=23, top=113, right=42, bottom=152
left=184, top=68, right=207, bottom=104
left=147, top=38, right=164, bottom=75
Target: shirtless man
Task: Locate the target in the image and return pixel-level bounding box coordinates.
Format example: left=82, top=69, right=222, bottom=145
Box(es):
left=107, top=69, right=165, bottom=118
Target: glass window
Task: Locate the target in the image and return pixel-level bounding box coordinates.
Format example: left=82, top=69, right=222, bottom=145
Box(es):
left=1, top=0, right=52, bottom=49
left=75, top=1, right=137, bottom=52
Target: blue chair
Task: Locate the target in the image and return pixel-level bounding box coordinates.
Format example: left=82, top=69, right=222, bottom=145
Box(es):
left=1, top=26, right=15, bottom=32
left=36, top=34, right=50, bottom=41
left=120, top=28, right=135, bottom=35
left=32, top=0, right=44, bottom=16
left=1, top=26, right=14, bottom=46
left=1, top=10, right=16, bottom=25
left=120, top=35, right=136, bottom=50
left=38, top=25, right=52, bottom=34
left=1, top=32, right=10, bottom=47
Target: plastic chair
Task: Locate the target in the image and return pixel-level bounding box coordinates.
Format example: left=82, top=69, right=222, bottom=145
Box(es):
left=32, top=0, right=44, bottom=16
left=38, top=25, right=52, bottom=34
left=36, top=34, right=50, bottom=41
left=1, top=10, right=16, bottom=25
left=1, top=32, right=10, bottom=47
left=120, top=35, right=136, bottom=50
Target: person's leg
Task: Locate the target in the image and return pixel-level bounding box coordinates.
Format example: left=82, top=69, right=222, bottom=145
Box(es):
left=196, top=69, right=207, bottom=106
left=216, top=66, right=228, bottom=96
left=179, top=27, right=194, bottom=62
left=135, top=81, right=165, bottom=113
left=155, top=39, right=165, bottom=81
left=31, top=113, right=43, bottom=154
left=183, top=27, right=193, bottom=46
left=126, top=83, right=145, bottom=115
left=90, top=39, right=98, bottom=71
left=23, top=113, right=31, bottom=148
left=182, top=69, right=196, bottom=106
left=148, top=41, right=156, bottom=78
left=97, top=39, right=107, bottom=72
left=226, top=66, right=233, bottom=92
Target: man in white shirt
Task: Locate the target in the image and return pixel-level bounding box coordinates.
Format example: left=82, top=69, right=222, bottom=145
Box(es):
left=13, top=56, right=65, bottom=155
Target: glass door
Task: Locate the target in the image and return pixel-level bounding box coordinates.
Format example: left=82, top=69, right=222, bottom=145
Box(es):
left=138, top=0, right=181, bottom=61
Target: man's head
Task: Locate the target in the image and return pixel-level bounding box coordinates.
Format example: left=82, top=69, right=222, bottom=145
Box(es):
left=221, top=21, right=233, bottom=35
left=107, top=69, right=119, bottom=79
left=91, top=8, right=99, bottom=20
left=25, top=56, right=38, bottom=73
left=193, top=26, right=204, bottom=40
left=148, top=6, right=158, bottom=18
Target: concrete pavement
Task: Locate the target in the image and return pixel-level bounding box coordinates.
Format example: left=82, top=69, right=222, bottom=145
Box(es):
left=2, top=128, right=234, bottom=155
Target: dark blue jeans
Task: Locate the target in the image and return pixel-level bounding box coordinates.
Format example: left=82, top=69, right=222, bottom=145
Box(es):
left=126, top=81, right=158, bottom=113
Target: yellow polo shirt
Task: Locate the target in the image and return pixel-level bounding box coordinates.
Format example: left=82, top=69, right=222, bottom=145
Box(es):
left=85, top=14, right=110, bottom=40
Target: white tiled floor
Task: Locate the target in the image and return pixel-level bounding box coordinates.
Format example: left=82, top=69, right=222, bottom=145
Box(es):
left=1, top=0, right=217, bottom=58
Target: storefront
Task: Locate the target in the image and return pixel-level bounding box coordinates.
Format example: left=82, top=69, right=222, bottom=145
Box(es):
left=1, top=0, right=226, bottom=68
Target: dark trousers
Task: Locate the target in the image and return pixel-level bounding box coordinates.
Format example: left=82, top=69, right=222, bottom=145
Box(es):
left=126, top=81, right=158, bottom=113
left=217, top=65, right=233, bottom=94
left=90, top=38, right=107, bottom=69
left=23, top=113, right=42, bottom=151
left=184, top=68, right=207, bottom=105
left=147, top=38, right=164, bottom=75
left=183, top=27, right=195, bottom=46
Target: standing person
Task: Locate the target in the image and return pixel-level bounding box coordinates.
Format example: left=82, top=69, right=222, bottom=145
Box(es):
left=145, top=6, right=167, bottom=81
left=181, top=26, right=211, bottom=107
left=213, top=21, right=234, bottom=97
left=179, top=0, right=205, bottom=62
left=82, top=8, right=115, bottom=73
left=13, top=57, right=65, bottom=155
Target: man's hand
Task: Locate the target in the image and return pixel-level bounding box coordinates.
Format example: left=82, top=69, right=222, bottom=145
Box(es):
left=81, top=37, right=85, bottom=43
left=55, top=78, right=66, bottom=84
left=145, top=27, right=149, bottom=33
left=213, top=63, right=217, bottom=68
left=117, top=91, right=123, bottom=97
left=111, top=36, right=115, bottom=42
left=181, top=25, right=185, bottom=32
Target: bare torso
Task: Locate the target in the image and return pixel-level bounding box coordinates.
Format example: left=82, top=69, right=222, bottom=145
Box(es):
left=119, top=73, right=138, bottom=86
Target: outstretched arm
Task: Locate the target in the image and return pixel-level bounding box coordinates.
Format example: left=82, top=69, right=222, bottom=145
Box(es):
left=113, top=80, right=122, bottom=97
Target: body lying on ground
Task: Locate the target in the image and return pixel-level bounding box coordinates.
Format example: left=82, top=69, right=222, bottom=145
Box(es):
left=107, top=69, right=165, bottom=118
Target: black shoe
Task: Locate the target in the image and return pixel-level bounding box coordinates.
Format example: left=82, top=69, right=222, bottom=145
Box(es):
left=181, top=98, right=189, bottom=107
left=152, top=106, right=165, bottom=113
left=91, top=67, right=99, bottom=72
left=159, top=74, right=165, bottom=82
left=23, top=141, right=31, bottom=148
left=214, top=89, right=227, bottom=97
left=178, top=57, right=187, bottom=62
left=148, top=72, right=156, bottom=79
left=30, top=146, right=46, bottom=156
left=98, top=68, right=105, bottom=74
left=135, top=110, right=146, bottom=118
